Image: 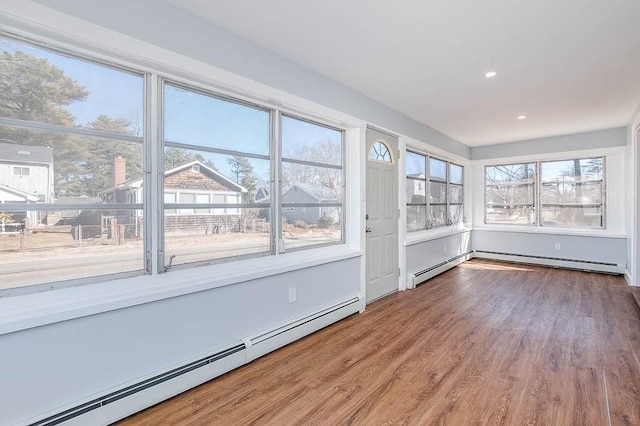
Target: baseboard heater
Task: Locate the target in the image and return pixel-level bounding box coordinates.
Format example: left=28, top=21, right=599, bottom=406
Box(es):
left=474, top=250, right=625, bottom=274
left=25, top=295, right=363, bottom=426
left=411, top=251, right=474, bottom=288
left=28, top=344, right=246, bottom=426
left=243, top=295, right=363, bottom=361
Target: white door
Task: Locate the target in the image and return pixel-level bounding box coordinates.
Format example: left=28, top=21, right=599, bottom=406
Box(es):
left=366, top=128, right=399, bottom=303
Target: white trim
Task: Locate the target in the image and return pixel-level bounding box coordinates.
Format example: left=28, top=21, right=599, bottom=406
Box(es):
left=629, top=111, right=640, bottom=284
left=398, top=137, right=408, bottom=290
left=472, top=145, right=625, bottom=166
left=474, top=251, right=625, bottom=274
left=406, top=227, right=472, bottom=246
left=404, top=136, right=470, bottom=166
left=472, top=225, right=626, bottom=239
left=0, top=245, right=362, bottom=336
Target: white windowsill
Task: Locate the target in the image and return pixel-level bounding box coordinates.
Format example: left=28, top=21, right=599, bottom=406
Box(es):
left=472, top=225, right=626, bottom=239
left=0, top=246, right=362, bottom=336
left=405, top=226, right=472, bottom=246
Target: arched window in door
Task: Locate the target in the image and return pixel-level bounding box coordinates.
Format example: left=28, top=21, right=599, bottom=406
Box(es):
left=369, top=141, right=393, bottom=163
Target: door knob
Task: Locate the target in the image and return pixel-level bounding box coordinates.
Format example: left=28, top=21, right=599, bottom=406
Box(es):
left=365, top=227, right=372, bottom=233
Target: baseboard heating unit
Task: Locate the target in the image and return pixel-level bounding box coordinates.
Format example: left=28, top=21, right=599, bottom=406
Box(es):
left=243, top=295, right=362, bottom=362
left=474, top=251, right=625, bottom=274
left=24, top=295, right=363, bottom=426
left=411, top=251, right=474, bottom=288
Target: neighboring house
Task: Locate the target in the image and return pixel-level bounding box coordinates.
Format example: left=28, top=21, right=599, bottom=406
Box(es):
left=255, top=183, right=340, bottom=226
left=0, top=142, right=54, bottom=228
left=102, top=159, right=247, bottom=233
left=407, top=173, right=426, bottom=203
left=0, top=185, right=38, bottom=231
left=254, top=185, right=269, bottom=202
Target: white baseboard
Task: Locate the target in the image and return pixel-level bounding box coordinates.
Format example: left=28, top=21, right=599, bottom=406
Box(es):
left=410, top=251, right=474, bottom=288
left=474, top=251, right=625, bottom=274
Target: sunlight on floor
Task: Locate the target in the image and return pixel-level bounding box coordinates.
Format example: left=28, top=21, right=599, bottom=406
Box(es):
left=459, top=261, right=534, bottom=272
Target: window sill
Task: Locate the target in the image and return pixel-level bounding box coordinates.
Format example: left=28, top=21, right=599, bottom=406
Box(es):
left=405, top=226, right=472, bottom=246
left=0, top=245, right=362, bottom=336
left=472, top=225, right=626, bottom=239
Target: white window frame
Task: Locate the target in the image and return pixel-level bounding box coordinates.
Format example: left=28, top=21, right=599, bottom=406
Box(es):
left=483, top=157, right=606, bottom=229
left=484, top=162, right=537, bottom=226
left=406, top=149, right=464, bottom=232
left=279, top=112, right=346, bottom=253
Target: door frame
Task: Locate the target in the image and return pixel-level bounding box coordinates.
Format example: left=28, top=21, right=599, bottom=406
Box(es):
left=364, top=126, right=401, bottom=304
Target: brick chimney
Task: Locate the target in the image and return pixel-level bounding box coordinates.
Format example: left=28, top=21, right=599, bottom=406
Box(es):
left=114, top=156, right=126, bottom=188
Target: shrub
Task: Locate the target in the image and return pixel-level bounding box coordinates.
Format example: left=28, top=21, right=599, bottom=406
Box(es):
left=318, top=215, right=334, bottom=229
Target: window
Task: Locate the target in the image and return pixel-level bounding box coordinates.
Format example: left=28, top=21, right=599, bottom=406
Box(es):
left=485, top=163, right=536, bottom=225
left=369, top=141, right=392, bottom=163
left=0, top=35, right=145, bottom=291
left=429, top=157, right=447, bottom=227
left=406, top=150, right=464, bottom=231
left=484, top=157, right=605, bottom=228
left=540, top=158, right=604, bottom=227
left=0, top=33, right=347, bottom=294
left=13, top=167, right=29, bottom=176
left=281, top=115, right=344, bottom=250
left=406, top=151, right=426, bottom=230
left=449, top=164, right=464, bottom=225
left=163, top=82, right=272, bottom=268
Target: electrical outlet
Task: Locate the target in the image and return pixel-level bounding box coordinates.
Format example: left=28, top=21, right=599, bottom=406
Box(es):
left=554, top=243, right=561, bottom=251
left=288, top=287, right=296, bottom=303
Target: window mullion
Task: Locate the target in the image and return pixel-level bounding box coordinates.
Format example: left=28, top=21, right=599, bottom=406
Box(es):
left=273, top=110, right=281, bottom=254
left=446, top=161, right=451, bottom=226
left=426, top=155, right=431, bottom=229
left=535, top=161, right=541, bottom=227
left=150, top=74, right=163, bottom=273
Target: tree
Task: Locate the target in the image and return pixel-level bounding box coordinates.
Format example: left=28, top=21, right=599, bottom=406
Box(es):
left=0, top=50, right=88, bottom=123
left=281, top=139, right=341, bottom=198
left=83, top=115, right=142, bottom=196
left=485, top=164, right=535, bottom=223
left=0, top=49, right=90, bottom=196
left=164, top=147, right=216, bottom=171
left=227, top=155, right=257, bottom=202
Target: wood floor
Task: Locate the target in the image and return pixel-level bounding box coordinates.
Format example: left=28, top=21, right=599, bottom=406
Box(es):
left=119, top=259, right=640, bottom=425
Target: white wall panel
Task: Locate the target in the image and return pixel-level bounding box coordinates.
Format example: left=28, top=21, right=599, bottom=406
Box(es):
left=405, top=231, right=472, bottom=277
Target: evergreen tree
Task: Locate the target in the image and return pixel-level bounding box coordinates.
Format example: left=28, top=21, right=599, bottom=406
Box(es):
left=0, top=49, right=89, bottom=196
left=164, top=147, right=216, bottom=171
left=84, top=115, right=142, bottom=195
left=227, top=155, right=256, bottom=202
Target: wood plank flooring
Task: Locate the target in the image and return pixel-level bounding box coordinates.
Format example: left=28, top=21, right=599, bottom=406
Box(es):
left=119, top=259, right=640, bottom=425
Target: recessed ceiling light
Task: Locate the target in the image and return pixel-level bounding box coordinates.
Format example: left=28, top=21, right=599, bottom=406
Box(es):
left=517, top=115, right=527, bottom=120
left=484, top=71, right=498, bottom=78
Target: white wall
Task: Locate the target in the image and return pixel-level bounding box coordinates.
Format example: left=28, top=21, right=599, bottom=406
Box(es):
left=471, top=127, right=627, bottom=160
left=406, top=231, right=472, bottom=279
left=472, top=230, right=626, bottom=266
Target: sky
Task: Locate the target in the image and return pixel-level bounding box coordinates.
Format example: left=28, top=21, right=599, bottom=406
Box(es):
left=1, top=36, right=341, bottom=181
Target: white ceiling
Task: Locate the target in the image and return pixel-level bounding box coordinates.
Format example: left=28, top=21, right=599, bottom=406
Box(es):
left=167, top=0, right=640, bottom=147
